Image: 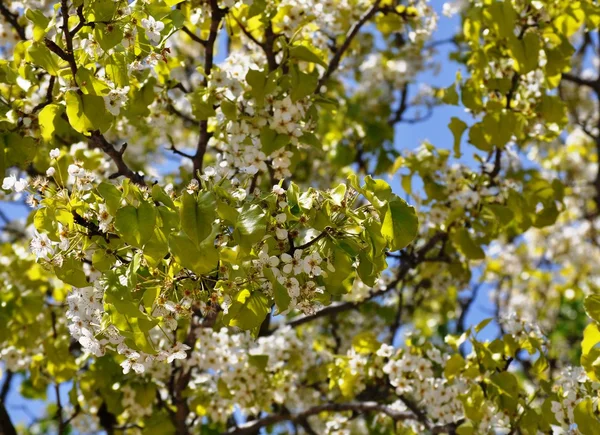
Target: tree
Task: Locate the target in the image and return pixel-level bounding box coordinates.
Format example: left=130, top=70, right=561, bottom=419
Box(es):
left=2, top=0, right=600, bottom=433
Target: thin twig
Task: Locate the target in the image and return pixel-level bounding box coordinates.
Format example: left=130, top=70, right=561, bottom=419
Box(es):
left=0, top=3, right=26, bottom=40
left=317, top=0, right=382, bottom=90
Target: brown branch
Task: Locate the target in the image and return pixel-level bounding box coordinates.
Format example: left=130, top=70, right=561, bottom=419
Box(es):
left=270, top=231, right=449, bottom=332
left=388, top=84, right=409, bottom=125
left=0, top=401, right=17, bottom=435
left=167, top=102, right=196, bottom=126
left=192, top=1, right=226, bottom=177
left=291, top=229, right=329, bottom=252
left=167, top=144, right=194, bottom=160
left=44, top=39, right=71, bottom=62
left=60, top=0, right=78, bottom=80
left=88, top=132, right=145, bottom=185
left=231, top=16, right=263, bottom=48
left=1, top=370, right=13, bottom=402
left=181, top=26, right=207, bottom=46
left=32, top=76, right=56, bottom=113
left=0, top=3, right=26, bottom=40
left=317, top=0, right=382, bottom=90
left=55, top=383, right=65, bottom=434
left=561, top=72, right=599, bottom=91
left=225, top=401, right=415, bottom=435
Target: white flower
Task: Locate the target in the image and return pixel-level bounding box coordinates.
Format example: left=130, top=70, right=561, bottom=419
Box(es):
left=275, top=213, right=287, bottom=224
left=275, top=227, right=288, bottom=240
left=2, top=175, right=15, bottom=190
left=49, top=148, right=60, bottom=159
left=120, top=352, right=141, bottom=374
left=30, top=232, right=54, bottom=260
left=166, top=343, right=190, bottom=363
left=2, top=175, right=28, bottom=192
left=281, top=249, right=303, bottom=275
left=14, top=178, right=28, bottom=193
left=240, top=165, right=259, bottom=175
left=103, top=87, right=129, bottom=116
left=98, top=204, right=113, bottom=232
left=258, top=245, right=280, bottom=268
left=278, top=276, right=300, bottom=298
left=302, top=251, right=322, bottom=276
left=272, top=185, right=286, bottom=195
left=141, top=16, right=165, bottom=43
left=68, top=164, right=83, bottom=177
left=46, top=167, right=56, bottom=177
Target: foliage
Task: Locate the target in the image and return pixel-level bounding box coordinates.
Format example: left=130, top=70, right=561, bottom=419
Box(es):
left=0, top=0, right=600, bottom=434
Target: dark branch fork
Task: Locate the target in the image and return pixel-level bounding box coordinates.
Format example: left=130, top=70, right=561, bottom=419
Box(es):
left=225, top=401, right=415, bottom=435
left=0, top=2, right=26, bottom=40
left=192, top=1, right=226, bottom=178
left=316, top=0, right=383, bottom=91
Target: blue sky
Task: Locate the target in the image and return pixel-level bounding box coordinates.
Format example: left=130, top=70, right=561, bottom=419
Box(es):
left=0, top=3, right=503, bottom=428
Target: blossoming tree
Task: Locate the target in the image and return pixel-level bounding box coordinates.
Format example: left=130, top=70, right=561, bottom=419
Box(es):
left=2, top=0, right=600, bottom=433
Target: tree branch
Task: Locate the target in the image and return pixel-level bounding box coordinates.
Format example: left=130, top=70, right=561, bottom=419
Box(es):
left=192, top=1, right=226, bottom=177
left=0, top=3, right=26, bottom=40
left=317, top=0, right=382, bottom=90
left=562, top=72, right=599, bottom=91
left=0, top=370, right=13, bottom=403
left=270, top=231, right=449, bottom=332
left=181, top=26, right=207, bottom=46
left=88, top=132, right=145, bottom=186
left=0, top=401, right=17, bottom=435
left=225, top=401, right=415, bottom=435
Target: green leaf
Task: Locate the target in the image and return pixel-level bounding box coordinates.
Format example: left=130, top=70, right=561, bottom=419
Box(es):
left=444, top=354, right=465, bottom=379
left=97, top=182, right=122, bottom=215
left=289, top=45, right=327, bottom=67
left=574, top=398, right=600, bottom=435
left=25, top=9, right=49, bottom=41
left=65, top=91, right=112, bottom=134
left=246, top=68, right=268, bottom=101
left=448, top=117, right=467, bottom=158
left=352, top=331, right=381, bottom=354
left=168, top=231, right=218, bottom=275
left=483, top=1, right=516, bottom=39
left=260, top=126, right=289, bottom=155
left=452, top=228, right=485, bottom=260
left=381, top=196, right=418, bottom=251
left=54, top=257, right=89, bottom=287
left=233, top=203, right=267, bottom=252
left=143, top=228, right=169, bottom=267
left=582, top=323, right=600, bottom=356
left=222, top=289, right=270, bottom=333
left=76, top=67, right=110, bottom=96
left=180, top=191, right=216, bottom=247
left=221, top=100, right=237, bottom=120
left=585, top=295, right=600, bottom=323
left=509, top=32, right=540, bottom=75
left=106, top=53, right=129, bottom=87
left=114, top=203, right=156, bottom=248
left=188, top=89, right=216, bottom=120
left=27, top=42, right=62, bottom=76
left=151, top=184, right=175, bottom=210
left=290, top=65, right=318, bottom=101
left=38, top=104, right=63, bottom=142
left=1, top=133, right=36, bottom=171
left=94, top=23, right=123, bottom=52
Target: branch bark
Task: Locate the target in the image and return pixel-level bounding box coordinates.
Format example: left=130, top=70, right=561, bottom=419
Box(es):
left=225, top=401, right=415, bottom=435
left=192, top=1, right=226, bottom=178
left=88, top=132, right=145, bottom=186
left=0, top=3, right=26, bottom=40
left=317, top=0, right=382, bottom=90
left=269, top=231, right=449, bottom=332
